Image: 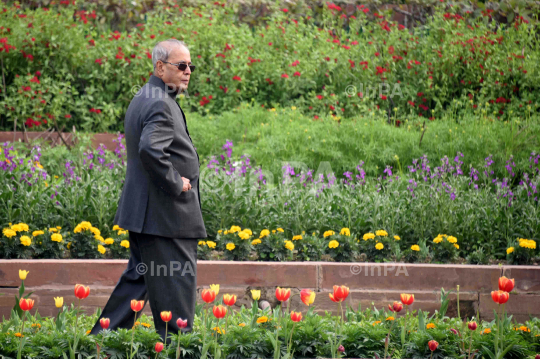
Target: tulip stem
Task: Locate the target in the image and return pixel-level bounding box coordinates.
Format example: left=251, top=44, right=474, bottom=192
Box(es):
left=287, top=322, right=296, bottom=357
left=164, top=321, right=169, bottom=350
left=130, top=312, right=138, bottom=359
left=468, top=331, right=473, bottom=359
left=17, top=312, right=26, bottom=359
left=176, top=330, right=182, bottom=359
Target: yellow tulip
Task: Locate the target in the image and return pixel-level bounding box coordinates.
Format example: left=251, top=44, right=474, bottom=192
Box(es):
left=210, top=284, right=220, bottom=296
left=54, top=297, right=63, bottom=308
left=19, top=270, right=29, bottom=280
left=251, top=289, right=261, bottom=300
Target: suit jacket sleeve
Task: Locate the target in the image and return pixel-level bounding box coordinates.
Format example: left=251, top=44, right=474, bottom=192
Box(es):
left=138, top=101, right=184, bottom=197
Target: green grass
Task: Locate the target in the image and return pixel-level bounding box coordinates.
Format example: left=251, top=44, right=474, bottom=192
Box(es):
left=186, top=101, right=540, bottom=180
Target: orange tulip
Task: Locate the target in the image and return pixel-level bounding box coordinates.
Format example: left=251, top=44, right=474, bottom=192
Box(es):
left=388, top=301, right=403, bottom=313
left=160, top=311, right=172, bottom=322
left=290, top=311, right=303, bottom=322
left=400, top=293, right=414, bottom=306
left=491, top=290, right=509, bottom=304
left=19, top=298, right=34, bottom=311
left=74, top=284, right=90, bottom=299
left=329, top=285, right=349, bottom=302
left=213, top=304, right=227, bottom=319
left=201, top=288, right=216, bottom=303
left=498, top=276, right=515, bottom=293
left=275, top=287, right=291, bottom=302
left=131, top=299, right=145, bottom=312
left=428, top=340, right=439, bottom=351
left=223, top=294, right=237, bottom=306
left=155, top=342, right=164, bottom=353
left=300, top=289, right=316, bottom=306
left=100, top=318, right=110, bottom=329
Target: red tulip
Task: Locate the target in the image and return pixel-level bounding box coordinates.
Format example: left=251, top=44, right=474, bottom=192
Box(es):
left=290, top=311, right=302, bottom=322
left=201, top=288, right=216, bottom=303
left=498, top=276, right=515, bottom=293
left=155, top=342, right=164, bottom=353
left=223, top=294, right=237, bottom=306
left=19, top=298, right=35, bottom=311
left=131, top=299, right=144, bottom=312
left=491, top=290, right=509, bottom=304
left=160, top=311, right=172, bottom=322
left=300, top=289, right=316, bottom=306
left=329, top=285, right=349, bottom=302
left=100, top=318, right=110, bottom=329
left=400, top=293, right=414, bottom=306
left=388, top=301, right=403, bottom=313
left=213, top=305, right=227, bottom=319
left=275, top=287, right=291, bottom=302
left=428, top=340, right=439, bottom=351
left=74, top=284, right=90, bottom=299
left=468, top=321, right=477, bottom=331
left=177, top=318, right=188, bottom=329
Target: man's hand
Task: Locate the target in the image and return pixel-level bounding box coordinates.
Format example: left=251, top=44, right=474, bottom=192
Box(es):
left=182, top=177, right=192, bottom=192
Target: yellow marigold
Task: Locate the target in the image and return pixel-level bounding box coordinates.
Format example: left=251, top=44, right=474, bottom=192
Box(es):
left=519, top=239, right=536, bottom=249
left=251, top=239, right=261, bottom=245
left=284, top=240, right=294, bottom=251
left=90, top=227, right=101, bottom=236
left=433, top=237, right=443, bottom=244
left=31, top=323, right=41, bottom=328
left=386, top=317, right=395, bottom=321
left=411, top=245, right=420, bottom=251
left=118, top=230, right=128, bottom=235
left=51, top=233, right=63, bottom=242
left=238, top=323, right=246, bottom=327
left=104, top=238, right=114, bottom=245
left=276, top=228, right=284, bottom=232
left=86, top=330, right=91, bottom=335
left=259, top=229, right=270, bottom=238
left=35, top=161, right=43, bottom=169
left=292, top=235, right=303, bottom=241
left=142, top=322, right=151, bottom=328
left=95, top=235, right=105, bottom=243
left=16, top=223, right=29, bottom=232
left=56, top=226, right=61, bottom=229
left=340, top=228, right=350, bottom=236
left=328, top=240, right=339, bottom=249
left=226, top=243, right=235, bottom=251
left=73, top=225, right=82, bottom=234
left=48, top=227, right=58, bottom=233
left=453, top=244, right=459, bottom=249
left=256, top=316, right=268, bottom=323
left=394, top=235, right=401, bottom=241
left=198, top=241, right=207, bottom=246
left=426, top=323, right=436, bottom=329
left=323, top=230, right=335, bottom=238
left=243, top=229, right=253, bottom=236
left=375, top=243, right=384, bottom=250
left=3, top=228, right=17, bottom=238
left=223, top=230, right=229, bottom=235
left=14, top=333, right=23, bottom=337
left=20, top=236, right=32, bottom=246
left=120, top=240, right=130, bottom=248
left=446, top=236, right=458, bottom=244
left=372, top=321, right=382, bottom=326
left=79, top=221, right=92, bottom=230
left=32, top=230, right=44, bottom=237
left=67, top=242, right=72, bottom=249
left=363, top=233, right=375, bottom=241
left=238, top=231, right=251, bottom=240
left=375, top=230, right=388, bottom=237
left=207, top=241, right=216, bottom=248
left=507, top=247, right=515, bottom=254
left=272, top=230, right=276, bottom=234
left=483, top=328, right=491, bottom=334
left=212, top=326, right=225, bottom=334
left=97, top=244, right=106, bottom=254
left=217, top=229, right=223, bottom=234
left=229, top=225, right=241, bottom=233
left=112, top=225, right=120, bottom=231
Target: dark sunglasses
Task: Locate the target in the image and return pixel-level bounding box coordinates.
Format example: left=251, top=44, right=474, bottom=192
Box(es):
left=162, top=61, right=196, bottom=72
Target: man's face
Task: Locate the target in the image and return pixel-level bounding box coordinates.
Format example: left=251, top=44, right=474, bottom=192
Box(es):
left=158, top=46, right=192, bottom=93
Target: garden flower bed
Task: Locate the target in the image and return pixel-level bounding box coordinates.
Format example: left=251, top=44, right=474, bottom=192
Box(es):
left=1, top=267, right=539, bottom=358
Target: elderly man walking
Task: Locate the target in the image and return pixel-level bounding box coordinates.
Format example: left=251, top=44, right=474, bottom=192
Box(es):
left=89, top=39, right=207, bottom=344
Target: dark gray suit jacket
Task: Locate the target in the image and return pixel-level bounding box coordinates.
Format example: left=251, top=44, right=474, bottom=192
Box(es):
left=114, top=75, right=207, bottom=239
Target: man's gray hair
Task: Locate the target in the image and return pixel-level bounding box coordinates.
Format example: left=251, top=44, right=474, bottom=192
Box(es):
left=152, top=39, right=189, bottom=69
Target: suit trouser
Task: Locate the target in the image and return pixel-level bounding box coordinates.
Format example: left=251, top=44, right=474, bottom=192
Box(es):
left=89, top=230, right=198, bottom=343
